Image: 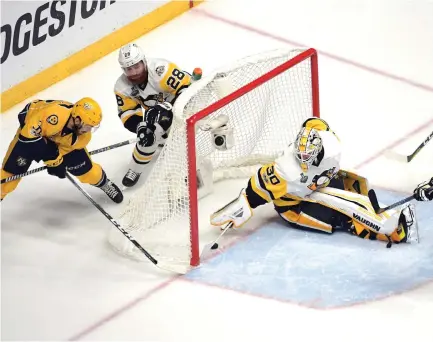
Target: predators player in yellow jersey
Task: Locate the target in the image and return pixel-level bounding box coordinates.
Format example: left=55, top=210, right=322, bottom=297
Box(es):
left=114, top=42, right=192, bottom=187
left=211, top=118, right=419, bottom=247
left=1, top=98, right=123, bottom=203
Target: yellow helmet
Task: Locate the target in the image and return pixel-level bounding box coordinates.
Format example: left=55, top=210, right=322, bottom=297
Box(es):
left=71, top=97, right=102, bottom=127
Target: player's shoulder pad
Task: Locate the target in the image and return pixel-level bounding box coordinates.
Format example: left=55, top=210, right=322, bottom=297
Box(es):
left=41, top=101, right=72, bottom=134
left=114, top=74, right=132, bottom=95
left=147, top=57, right=171, bottom=82
left=274, top=147, right=302, bottom=182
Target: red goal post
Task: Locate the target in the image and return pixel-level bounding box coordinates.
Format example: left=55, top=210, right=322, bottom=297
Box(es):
left=186, top=48, right=319, bottom=265
left=109, top=48, right=319, bottom=269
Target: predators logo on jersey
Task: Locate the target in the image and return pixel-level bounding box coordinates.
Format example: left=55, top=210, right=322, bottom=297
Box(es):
left=18, top=100, right=93, bottom=155
left=16, top=156, right=28, bottom=167
left=47, top=114, right=58, bottom=125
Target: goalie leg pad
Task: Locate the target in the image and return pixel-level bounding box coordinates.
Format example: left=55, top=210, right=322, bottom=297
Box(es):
left=210, top=189, right=253, bottom=228
left=277, top=200, right=345, bottom=234
left=279, top=210, right=334, bottom=233
left=350, top=204, right=419, bottom=245
left=396, top=204, right=419, bottom=243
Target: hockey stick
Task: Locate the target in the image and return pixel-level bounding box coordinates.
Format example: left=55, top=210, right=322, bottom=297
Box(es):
left=199, top=222, right=234, bottom=262
left=385, top=131, right=433, bottom=163
left=66, top=173, right=189, bottom=274
left=1, top=138, right=138, bottom=184
left=368, top=187, right=433, bottom=214
left=209, top=222, right=234, bottom=250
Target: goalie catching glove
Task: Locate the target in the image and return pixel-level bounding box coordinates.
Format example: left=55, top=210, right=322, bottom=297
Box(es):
left=210, top=189, right=253, bottom=228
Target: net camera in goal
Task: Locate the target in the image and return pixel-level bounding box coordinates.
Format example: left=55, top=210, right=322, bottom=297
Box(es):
left=209, top=116, right=234, bottom=151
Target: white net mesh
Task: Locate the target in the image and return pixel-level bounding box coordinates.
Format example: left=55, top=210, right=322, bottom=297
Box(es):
left=108, top=48, right=318, bottom=267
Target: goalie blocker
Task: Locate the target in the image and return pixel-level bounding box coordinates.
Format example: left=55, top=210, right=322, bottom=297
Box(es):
left=210, top=119, right=419, bottom=246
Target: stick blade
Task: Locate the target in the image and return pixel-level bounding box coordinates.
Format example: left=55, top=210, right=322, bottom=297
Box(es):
left=200, top=241, right=221, bottom=262
left=155, top=261, right=191, bottom=274
left=383, top=150, right=409, bottom=163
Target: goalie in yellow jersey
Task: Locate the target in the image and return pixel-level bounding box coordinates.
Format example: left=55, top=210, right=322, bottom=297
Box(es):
left=210, top=118, right=419, bottom=247
left=114, top=42, right=193, bottom=187
left=1, top=98, right=123, bottom=203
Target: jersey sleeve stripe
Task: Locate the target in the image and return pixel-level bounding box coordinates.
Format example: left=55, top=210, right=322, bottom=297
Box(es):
left=119, top=106, right=142, bottom=121
left=251, top=169, right=273, bottom=202
left=18, top=135, right=42, bottom=143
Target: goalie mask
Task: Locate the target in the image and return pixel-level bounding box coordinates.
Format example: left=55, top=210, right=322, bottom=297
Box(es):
left=118, top=43, right=148, bottom=85
left=294, top=127, right=323, bottom=172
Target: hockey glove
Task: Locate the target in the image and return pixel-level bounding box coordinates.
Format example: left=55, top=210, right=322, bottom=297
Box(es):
left=144, top=102, right=173, bottom=131
left=413, top=177, right=433, bottom=201
left=210, top=189, right=253, bottom=228
left=45, top=155, right=66, bottom=179
left=43, top=140, right=66, bottom=179
left=136, top=122, right=155, bottom=147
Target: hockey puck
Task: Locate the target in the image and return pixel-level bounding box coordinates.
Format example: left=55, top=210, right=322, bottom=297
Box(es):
left=211, top=243, right=219, bottom=250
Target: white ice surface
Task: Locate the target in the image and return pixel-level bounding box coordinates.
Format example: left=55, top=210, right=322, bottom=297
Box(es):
left=1, top=0, right=433, bottom=340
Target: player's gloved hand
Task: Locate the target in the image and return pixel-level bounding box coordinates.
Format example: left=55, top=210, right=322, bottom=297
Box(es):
left=136, top=121, right=155, bottom=147
left=137, top=102, right=173, bottom=147
left=42, top=140, right=66, bottom=179
left=144, top=102, right=173, bottom=131
left=413, top=177, right=433, bottom=201
left=45, top=155, right=66, bottom=179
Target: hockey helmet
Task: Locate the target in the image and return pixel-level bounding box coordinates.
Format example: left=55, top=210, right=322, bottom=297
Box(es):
left=294, top=127, right=323, bottom=172
left=118, top=43, right=146, bottom=69
left=118, top=43, right=148, bottom=84
left=71, top=97, right=102, bottom=132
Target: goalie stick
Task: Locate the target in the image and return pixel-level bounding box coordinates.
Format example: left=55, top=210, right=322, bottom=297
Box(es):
left=199, top=222, right=234, bottom=263
left=1, top=138, right=138, bottom=184
left=385, top=130, right=433, bottom=163
left=209, top=222, right=234, bottom=250
left=66, top=173, right=190, bottom=274
left=368, top=187, right=433, bottom=214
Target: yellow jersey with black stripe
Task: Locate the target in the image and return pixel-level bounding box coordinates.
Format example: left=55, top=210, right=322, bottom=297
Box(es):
left=247, top=120, right=342, bottom=208
left=114, top=58, right=191, bottom=132
left=18, top=99, right=92, bottom=156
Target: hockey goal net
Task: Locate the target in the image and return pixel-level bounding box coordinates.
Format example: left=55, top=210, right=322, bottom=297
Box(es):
left=108, top=48, right=319, bottom=269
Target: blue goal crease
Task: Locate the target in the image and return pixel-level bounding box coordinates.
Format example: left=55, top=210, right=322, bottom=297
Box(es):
left=185, top=189, right=433, bottom=308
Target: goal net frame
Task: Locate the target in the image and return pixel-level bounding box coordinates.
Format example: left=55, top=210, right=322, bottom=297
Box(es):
left=184, top=48, right=320, bottom=266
